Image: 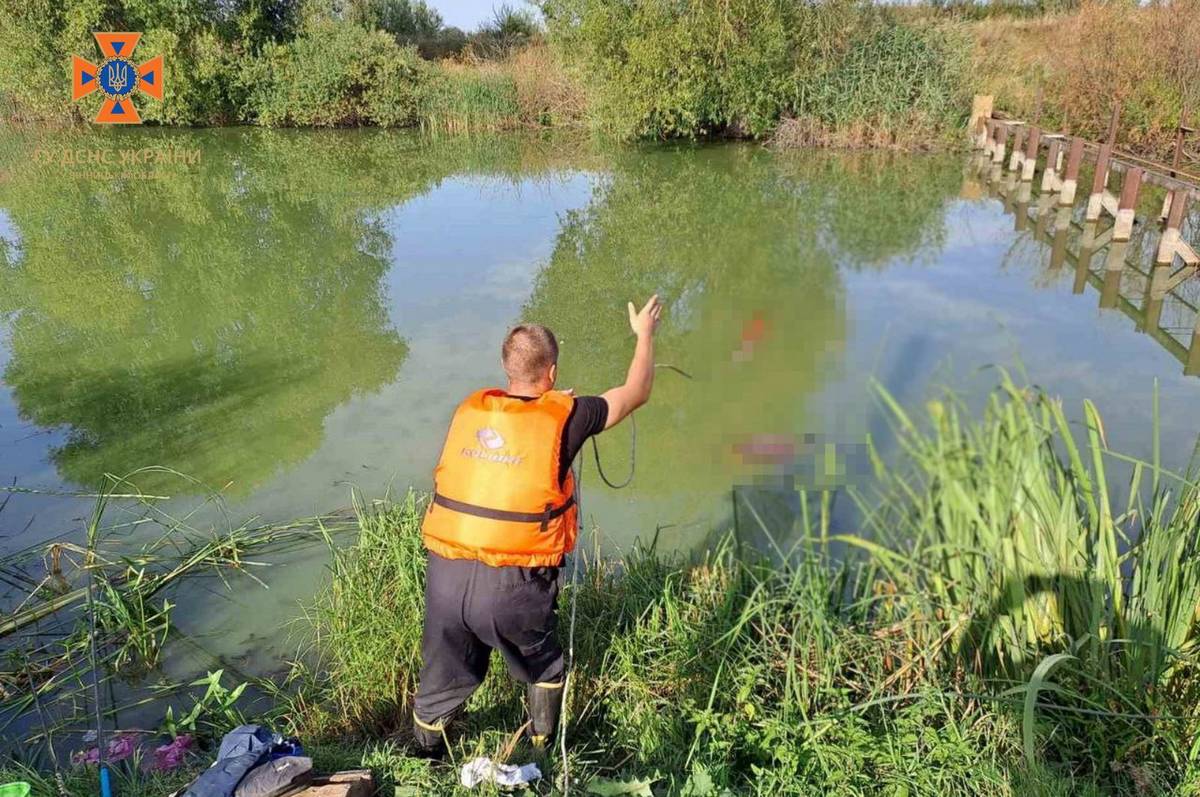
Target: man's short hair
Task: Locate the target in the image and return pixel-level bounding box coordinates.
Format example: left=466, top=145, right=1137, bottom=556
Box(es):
left=502, top=324, right=559, bottom=384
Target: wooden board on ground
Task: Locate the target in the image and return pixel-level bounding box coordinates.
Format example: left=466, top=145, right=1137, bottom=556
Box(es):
left=293, top=770, right=374, bottom=797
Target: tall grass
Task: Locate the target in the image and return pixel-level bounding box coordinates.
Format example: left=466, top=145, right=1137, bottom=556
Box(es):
left=280, top=491, right=429, bottom=737
left=867, top=376, right=1200, bottom=691
left=271, top=378, right=1200, bottom=794
left=418, top=64, right=523, bottom=134
left=970, top=0, right=1200, bottom=160
left=858, top=375, right=1200, bottom=783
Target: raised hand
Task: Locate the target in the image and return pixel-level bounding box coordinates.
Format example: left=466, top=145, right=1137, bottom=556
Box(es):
left=627, top=294, right=663, bottom=339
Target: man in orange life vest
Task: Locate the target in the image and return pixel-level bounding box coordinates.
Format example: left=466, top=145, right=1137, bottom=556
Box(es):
left=412, top=295, right=663, bottom=755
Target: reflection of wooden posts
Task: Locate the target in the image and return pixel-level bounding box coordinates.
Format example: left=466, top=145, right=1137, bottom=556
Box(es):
left=1074, top=219, right=1116, bottom=293
left=1050, top=206, right=1071, bottom=269
left=1034, top=192, right=1054, bottom=240
left=1002, top=167, right=1018, bottom=213
left=1086, top=143, right=1113, bottom=220
left=1143, top=264, right=1168, bottom=330
left=1014, top=181, right=1031, bottom=231
left=1060, top=137, right=1084, bottom=205
left=1104, top=239, right=1129, bottom=275
left=1099, top=250, right=1125, bottom=308
left=1113, top=167, right=1142, bottom=241
left=1100, top=270, right=1122, bottom=308
left=1186, top=331, right=1200, bottom=376
left=1009, top=126, right=1027, bottom=172
left=1074, top=221, right=1100, bottom=294
left=1021, top=126, right=1041, bottom=181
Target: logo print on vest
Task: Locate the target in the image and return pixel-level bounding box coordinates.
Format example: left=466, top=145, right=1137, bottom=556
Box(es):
left=476, top=427, right=505, bottom=450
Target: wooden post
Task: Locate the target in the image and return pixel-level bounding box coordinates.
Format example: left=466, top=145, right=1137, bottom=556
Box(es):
left=1172, top=105, right=1188, bottom=173
left=1021, top=126, right=1041, bottom=181
left=992, top=124, right=1008, bottom=164
left=1086, top=143, right=1112, bottom=220
left=1009, top=126, right=1027, bottom=172
left=1041, top=137, right=1063, bottom=191
left=1060, top=137, right=1085, bottom=205
left=1106, top=102, right=1122, bottom=146
left=1112, top=167, right=1142, bottom=241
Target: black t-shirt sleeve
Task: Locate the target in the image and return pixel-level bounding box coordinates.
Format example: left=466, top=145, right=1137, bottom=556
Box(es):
left=559, top=396, right=608, bottom=484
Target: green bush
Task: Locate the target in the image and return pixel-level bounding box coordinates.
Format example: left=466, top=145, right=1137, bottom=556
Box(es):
left=138, top=28, right=246, bottom=125
left=245, top=20, right=428, bottom=127
left=543, top=0, right=971, bottom=143
left=0, top=0, right=254, bottom=124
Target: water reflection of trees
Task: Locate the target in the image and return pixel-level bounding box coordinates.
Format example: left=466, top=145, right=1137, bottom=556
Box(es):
left=0, top=130, right=590, bottom=494
left=0, top=133, right=961, bottom=498
left=522, top=146, right=960, bottom=502
left=775, top=151, right=964, bottom=268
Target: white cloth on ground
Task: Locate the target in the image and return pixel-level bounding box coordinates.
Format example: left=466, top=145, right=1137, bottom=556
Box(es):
left=459, top=757, right=542, bottom=789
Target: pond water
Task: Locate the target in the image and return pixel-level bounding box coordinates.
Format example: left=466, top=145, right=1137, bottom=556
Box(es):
left=1, top=128, right=1199, bottom=727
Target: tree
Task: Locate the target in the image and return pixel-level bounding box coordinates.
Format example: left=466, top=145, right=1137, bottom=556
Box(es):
left=343, top=0, right=443, bottom=40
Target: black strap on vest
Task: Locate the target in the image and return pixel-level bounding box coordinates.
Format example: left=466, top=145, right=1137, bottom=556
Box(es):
left=432, top=492, right=576, bottom=533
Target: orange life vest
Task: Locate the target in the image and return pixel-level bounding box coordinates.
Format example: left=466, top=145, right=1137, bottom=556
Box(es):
left=422, top=388, right=578, bottom=568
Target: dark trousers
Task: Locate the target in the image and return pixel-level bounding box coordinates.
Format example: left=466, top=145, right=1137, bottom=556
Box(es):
left=413, top=551, right=564, bottom=725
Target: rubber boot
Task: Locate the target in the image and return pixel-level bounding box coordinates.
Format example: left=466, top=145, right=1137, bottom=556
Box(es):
left=527, top=681, right=564, bottom=750
left=412, top=712, right=448, bottom=759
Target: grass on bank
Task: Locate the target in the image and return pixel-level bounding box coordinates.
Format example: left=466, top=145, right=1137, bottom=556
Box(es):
left=969, top=0, right=1200, bottom=161
left=5, top=376, right=1200, bottom=795
left=259, top=377, right=1199, bottom=795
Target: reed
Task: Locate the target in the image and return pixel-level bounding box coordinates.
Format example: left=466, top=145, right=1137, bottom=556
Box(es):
left=418, top=65, right=523, bottom=135
left=863, top=375, right=1200, bottom=687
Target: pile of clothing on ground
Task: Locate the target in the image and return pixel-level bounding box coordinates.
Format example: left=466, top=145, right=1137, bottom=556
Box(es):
left=174, top=725, right=312, bottom=797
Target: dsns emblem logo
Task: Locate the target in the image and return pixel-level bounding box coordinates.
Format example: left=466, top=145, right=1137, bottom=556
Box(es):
left=72, top=33, right=163, bottom=124
left=476, top=428, right=505, bottom=450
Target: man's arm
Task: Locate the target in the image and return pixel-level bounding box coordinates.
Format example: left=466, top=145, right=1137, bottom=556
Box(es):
left=601, top=295, right=662, bottom=430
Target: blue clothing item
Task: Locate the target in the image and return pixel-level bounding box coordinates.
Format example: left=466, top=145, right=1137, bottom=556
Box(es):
left=182, top=725, right=274, bottom=797
left=234, top=756, right=313, bottom=797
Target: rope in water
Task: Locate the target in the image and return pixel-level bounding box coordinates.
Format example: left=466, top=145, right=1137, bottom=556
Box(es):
left=558, top=362, right=691, bottom=792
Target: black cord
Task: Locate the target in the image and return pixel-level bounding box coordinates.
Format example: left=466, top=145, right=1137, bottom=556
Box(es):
left=589, top=413, right=635, bottom=489
left=587, top=363, right=692, bottom=491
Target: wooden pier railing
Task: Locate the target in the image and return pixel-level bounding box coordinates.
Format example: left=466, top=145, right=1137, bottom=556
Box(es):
left=969, top=95, right=1200, bottom=375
